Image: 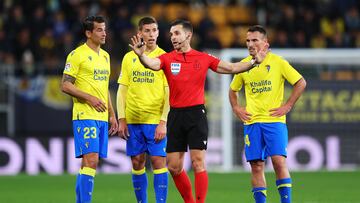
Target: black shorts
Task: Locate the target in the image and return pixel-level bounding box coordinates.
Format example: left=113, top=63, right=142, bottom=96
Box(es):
left=166, top=104, right=208, bottom=152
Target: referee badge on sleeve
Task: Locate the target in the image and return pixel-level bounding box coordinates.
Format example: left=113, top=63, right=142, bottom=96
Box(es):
left=170, top=63, right=181, bottom=75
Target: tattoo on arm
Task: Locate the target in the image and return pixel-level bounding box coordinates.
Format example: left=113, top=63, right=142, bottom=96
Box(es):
left=62, top=74, right=76, bottom=84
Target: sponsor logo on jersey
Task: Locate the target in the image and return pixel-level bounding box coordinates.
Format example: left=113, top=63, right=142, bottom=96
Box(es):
left=170, top=63, right=181, bottom=75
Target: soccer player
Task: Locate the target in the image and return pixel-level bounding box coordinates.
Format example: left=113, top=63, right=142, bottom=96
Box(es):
left=129, top=19, right=267, bottom=203
left=229, top=25, right=306, bottom=203
left=61, top=15, right=118, bottom=203
left=117, top=16, right=169, bottom=203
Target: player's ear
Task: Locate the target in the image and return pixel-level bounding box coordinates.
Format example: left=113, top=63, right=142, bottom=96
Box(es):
left=187, top=32, right=192, bottom=40
left=85, top=30, right=92, bottom=38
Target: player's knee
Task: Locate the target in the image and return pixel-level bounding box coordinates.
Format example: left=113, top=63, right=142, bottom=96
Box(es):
left=272, top=162, right=287, bottom=173
left=151, top=157, right=166, bottom=169
left=83, top=158, right=99, bottom=169
left=191, top=158, right=205, bottom=172
left=167, top=164, right=182, bottom=176
left=131, top=160, right=145, bottom=170
left=250, top=161, right=264, bottom=174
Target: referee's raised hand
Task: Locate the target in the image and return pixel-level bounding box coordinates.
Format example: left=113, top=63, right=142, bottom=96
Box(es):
left=129, top=34, right=146, bottom=57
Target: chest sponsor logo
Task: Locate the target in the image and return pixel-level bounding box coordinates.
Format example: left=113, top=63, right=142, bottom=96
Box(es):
left=171, top=63, right=181, bottom=75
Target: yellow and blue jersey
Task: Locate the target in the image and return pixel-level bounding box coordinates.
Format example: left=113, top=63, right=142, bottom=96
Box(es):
left=118, top=46, right=167, bottom=124
left=230, top=52, right=302, bottom=124
left=63, top=43, right=110, bottom=122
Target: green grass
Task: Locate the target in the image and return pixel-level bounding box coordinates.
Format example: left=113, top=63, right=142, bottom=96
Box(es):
left=0, top=171, right=359, bottom=203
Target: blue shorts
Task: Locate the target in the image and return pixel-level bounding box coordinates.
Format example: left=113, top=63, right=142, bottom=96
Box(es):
left=73, top=120, right=108, bottom=158
left=243, top=122, right=288, bottom=162
left=126, top=124, right=167, bottom=157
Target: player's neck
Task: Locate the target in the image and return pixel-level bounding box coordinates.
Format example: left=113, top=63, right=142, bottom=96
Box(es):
left=86, top=41, right=101, bottom=54
left=145, top=45, right=157, bottom=53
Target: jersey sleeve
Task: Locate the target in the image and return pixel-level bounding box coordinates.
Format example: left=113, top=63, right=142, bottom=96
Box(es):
left=158, top=53, right=167, bottom=70
left=280, top=59, right=303, bottom=85
left=207, top=53, right=221, bottom=72
left=118, top=53, right=131, bottom=85
left=230, top=73, right=244, bottom=91
left=63, top=50, right=81, bottom=78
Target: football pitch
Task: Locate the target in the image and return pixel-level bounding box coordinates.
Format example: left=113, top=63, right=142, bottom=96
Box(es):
left=0, top=171, right=359, bottom=203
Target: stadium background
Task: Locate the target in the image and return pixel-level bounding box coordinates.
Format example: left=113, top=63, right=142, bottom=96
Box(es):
left=0, top=0, right=359, bottom=202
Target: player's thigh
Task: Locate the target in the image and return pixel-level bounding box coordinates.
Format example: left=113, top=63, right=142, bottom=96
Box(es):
left=126, top=124, right=147, bottom=156
left=186, top=107, right=208, bottom=150
left=166, top=110, right=187, bottom=152
left=244, top=123, right=266, bottom=161
left=142, top=124, right=167, bottom=157
left=73, top=120, right=101, bottom=158
left=262, top=122, right=288, bottom=157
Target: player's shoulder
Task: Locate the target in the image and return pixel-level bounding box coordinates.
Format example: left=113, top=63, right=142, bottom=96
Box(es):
left=123, top=50, right=137, bottom=61
left=100, top=47, right=110, bottom=56
left=66, top=44, right=85, bottom=60
left=240, top=55, right=252, bottom=63
left=155, top=46, right=166, bottom=54
left=268, top=52, right=288, bottom=63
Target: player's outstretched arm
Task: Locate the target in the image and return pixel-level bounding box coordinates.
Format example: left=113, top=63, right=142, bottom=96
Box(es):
left=216, top=42, right=269, bottom=74
left=216, top=60, right=255, bottom=74
left=129, top=35, right=161, bottom=70
left=61, top=74, right=107, bottom=112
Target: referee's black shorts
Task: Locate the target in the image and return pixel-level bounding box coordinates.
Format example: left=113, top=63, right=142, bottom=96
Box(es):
left=166, top=104, right=208, bottom=153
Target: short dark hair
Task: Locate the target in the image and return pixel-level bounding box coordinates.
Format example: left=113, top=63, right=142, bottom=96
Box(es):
left=170, top=19, right=193, bottom=33
left=248, top=25, right=267, bottom=36
left=138, top=16, right=157, bottom=30
left=83, top=15, right=106, bottom=33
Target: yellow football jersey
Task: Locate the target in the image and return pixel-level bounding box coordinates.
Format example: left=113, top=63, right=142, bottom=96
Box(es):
left=118, top=46, right=167, bottom=124
left=63, top=43, right=110, bottom=121
left=230, top=52, right=302, bottom=124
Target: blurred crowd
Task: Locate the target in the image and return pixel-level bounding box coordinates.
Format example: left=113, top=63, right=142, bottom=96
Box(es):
left=0, top=0, right=359, bottom=78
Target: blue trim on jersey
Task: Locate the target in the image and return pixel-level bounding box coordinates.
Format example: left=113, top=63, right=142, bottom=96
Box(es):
left=73, top=120, right=108, bottom=158
left=126, top=124, right=167, bottom=157
left=244, top=122, right=288, bottom=161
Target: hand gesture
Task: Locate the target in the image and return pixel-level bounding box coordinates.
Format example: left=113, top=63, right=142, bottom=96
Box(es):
left=233, top=106, right=252, bottom=122
left=117, top=118, right=129, bottom=140
left=254, top=42, right=269, bottom=64
left=108, top=115, right=118, bottom=136
left=269, top=104, right=292, bottom=117
left=154, top=120, right=166, bottom=143
left=87, top=95, right=107, bottom=112
left=129, top=34, right=145, bottom=57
